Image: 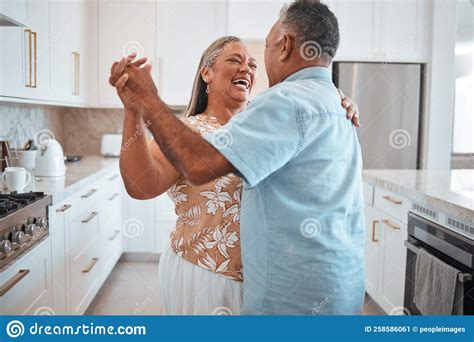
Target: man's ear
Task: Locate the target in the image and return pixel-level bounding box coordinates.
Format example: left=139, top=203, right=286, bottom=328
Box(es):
left=278, top=33, right=293, bottom=62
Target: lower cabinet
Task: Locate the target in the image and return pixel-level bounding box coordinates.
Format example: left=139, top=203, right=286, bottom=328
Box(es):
left=47, top=167, right=124, bottom=315
left=364, top=184, right=409, bottom=315
left=0, top=237, right=53, bottom=315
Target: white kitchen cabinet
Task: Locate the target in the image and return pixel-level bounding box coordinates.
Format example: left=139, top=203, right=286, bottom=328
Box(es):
left=97, top=0, right=156, bottom=107
left=226, top=0, right=286, bottom=40
left=156, top=0, right=227, bottom=106
left=0, top=0, right=28, bottom=24
left=363, top=183, right=411, bottom=314
left=49, top=0, right=72, bottom=102
left=70, top=0, right=98, bottom=105
left=123, top=194, right=156, bottom=253
left=364, top=206, right=381, bottom=300
left=0, top=238, right=53, bottom=315
left=0, top=0, right=50, bottom=100
left=330, top=0, right=430, bottom=62
left=377, top=216, right=408, bottom=314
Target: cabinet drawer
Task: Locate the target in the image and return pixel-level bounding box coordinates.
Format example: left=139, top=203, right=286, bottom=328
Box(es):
left=69, top=235, right=101, bottom=314
left=69, top=210, right=100, bottom=259
left=100, top=227, right=122, bottom=280
left=65, top=185, right=102, bottom=222
left=363, top=183, right=374, bottom=206
left=373, top=187, right=411, bottom=224
left=0, top=238, right=52, bottom=315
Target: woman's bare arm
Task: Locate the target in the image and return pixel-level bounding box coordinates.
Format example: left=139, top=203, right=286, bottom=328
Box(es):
left=119, top=110, right=181, bottom=199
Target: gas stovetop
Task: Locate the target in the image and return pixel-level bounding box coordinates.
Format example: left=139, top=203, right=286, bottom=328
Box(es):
left=0, top=192, right=47, bottom=218
left=0, top=191, right=52, bottom=270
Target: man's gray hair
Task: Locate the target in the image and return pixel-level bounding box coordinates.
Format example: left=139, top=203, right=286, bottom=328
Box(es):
left=279, top=0, right=339, bottom=61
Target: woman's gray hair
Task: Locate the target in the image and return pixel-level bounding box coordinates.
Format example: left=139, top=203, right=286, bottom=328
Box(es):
left=184, top=36, right=242, bottom=117
left=279, top=0, right=339, bottom=61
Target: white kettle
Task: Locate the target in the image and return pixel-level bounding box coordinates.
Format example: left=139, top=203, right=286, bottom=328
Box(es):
left=35, top=139, right=66, bottom=177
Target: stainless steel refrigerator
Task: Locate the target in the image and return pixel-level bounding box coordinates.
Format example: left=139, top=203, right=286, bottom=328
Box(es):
left=333, top=62, right=422, bottom=169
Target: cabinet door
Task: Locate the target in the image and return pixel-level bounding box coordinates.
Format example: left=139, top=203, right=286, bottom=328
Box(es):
left=227, top=0, right=286, bottom=40
left=156, top=0, right=226, bottom=106
left=378, top=216, right=408, bottom=314
left=0, top=0, right=28, bottom=24
left=98, top=0, right=156, bottom=107
left=331, top=0, right=382, bottom=60
left=381, top=0, right=428, bottom=62
left=123, top=194, right=156, bottom=253
left=0, top=24, right=26, bottom=97
left=49, top=0, right=72, bottom=102
left=22, top=0, right=51, bottom=100
left=71, top=0, right=98, bottom=105
left=48, top=201, right=72, bottom=315
left=364, top=206, right=381, bottom=300
left=0, top=238, right=53, bottom=315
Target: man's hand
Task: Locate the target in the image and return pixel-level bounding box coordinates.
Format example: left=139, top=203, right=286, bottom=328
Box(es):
left=338, top=89, right=360, bottom=128
left=109, top=54, right=158, bottom=114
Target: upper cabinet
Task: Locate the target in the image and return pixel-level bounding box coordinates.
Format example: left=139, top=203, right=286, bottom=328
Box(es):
left=328, top=0, right=431, bottom=62
left=0, top=0, right=28, bottom=24
left=0, top=0, right=434, bottom=107
left=97, top=0, right=157, bottom=107
left=227, top=0, right=286, bottom=40
left=156, top=0, right=226, bottom=106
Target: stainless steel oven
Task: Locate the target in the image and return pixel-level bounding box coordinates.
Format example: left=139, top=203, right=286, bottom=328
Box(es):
left=404, top=212, right=473, bottom=315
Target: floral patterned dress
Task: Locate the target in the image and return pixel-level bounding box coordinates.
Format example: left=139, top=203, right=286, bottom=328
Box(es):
left=167, top=114, right=243, bottom=282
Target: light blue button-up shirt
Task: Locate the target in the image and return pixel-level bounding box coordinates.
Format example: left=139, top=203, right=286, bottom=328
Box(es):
left=205, top=66, right=365, bottom=315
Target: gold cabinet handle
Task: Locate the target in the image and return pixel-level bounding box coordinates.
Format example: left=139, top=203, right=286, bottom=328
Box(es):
left=81, top=189, right=97, bottom=198
left=371, top=220, right=379, bottom=242
left=72, top=52, right=80, bottom=95
left=382, top=195, right=402, bottom=205
left=25, top=29, right=32, bottom=87
left=108, top=193, right=119, bottom=201
left=109, top=230, right=120, bottom=241
left=81, top=212, right=98, bottom=224
left=108, top=174, right=119, bottom=181
left=32, top=31, right=37, bottom=88
left=56, top=204, right=72, bottom=213
left=0, top=269, right=30, bottom=297
left=82, top=258, right=99, bottom=273
left=382, top=219, right=400, bottom=230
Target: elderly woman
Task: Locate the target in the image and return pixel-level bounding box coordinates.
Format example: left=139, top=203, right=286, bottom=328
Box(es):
left=112, top=36, right=359, bottom=315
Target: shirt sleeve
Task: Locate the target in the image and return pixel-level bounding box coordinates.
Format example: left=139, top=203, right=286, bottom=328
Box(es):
left=204, top=86, right=301, bottom=188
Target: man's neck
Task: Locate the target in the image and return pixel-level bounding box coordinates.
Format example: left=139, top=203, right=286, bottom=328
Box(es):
left=277, top=58, right=331, bottom=84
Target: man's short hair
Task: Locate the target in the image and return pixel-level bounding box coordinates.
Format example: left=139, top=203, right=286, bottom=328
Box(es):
left=280, top=0, right=340, bottom=62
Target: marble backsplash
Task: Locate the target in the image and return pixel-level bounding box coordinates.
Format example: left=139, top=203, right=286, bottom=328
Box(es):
left=0, top=101, right=185, bottom=156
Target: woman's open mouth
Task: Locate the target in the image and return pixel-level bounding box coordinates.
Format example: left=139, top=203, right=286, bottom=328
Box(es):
left=231, top=78, right=250, bottom=91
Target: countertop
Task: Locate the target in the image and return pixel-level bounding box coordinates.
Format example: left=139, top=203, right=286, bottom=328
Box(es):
left=5, top=155, right=120, bottom=204
left=362, top=169, right=474, bottom=221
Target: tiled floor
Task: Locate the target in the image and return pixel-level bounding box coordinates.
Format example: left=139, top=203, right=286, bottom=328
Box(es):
left=86, top=260, right=386, bottom=315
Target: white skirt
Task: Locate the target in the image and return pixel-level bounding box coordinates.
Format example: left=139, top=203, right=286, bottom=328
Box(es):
left=158, top=246, right=243, bottom=315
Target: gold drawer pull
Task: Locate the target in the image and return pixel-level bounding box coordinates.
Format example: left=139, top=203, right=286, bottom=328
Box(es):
left=81, top=212, right=98, bottom=223
left=82, top=258, right=99, bottom=273
left=56, top=204, right=72, bottom=212
left=108, top=193, right=119, bottom=201
left=382, top=195, right=402, bottom=205
left=109, top=230, right=120, bottom=241
left=25, top=29, right=32, bottom=87
left=382, top=219, right=400, bottom=230
left=371, top=220, right=379, bottom=242
left=81, top=189, right=97, bottom=198
left=108, top=174, right=119, bottom=181
left=32, top=31, right=37, bottom=88
left=0, top=269, right=30, bottom=297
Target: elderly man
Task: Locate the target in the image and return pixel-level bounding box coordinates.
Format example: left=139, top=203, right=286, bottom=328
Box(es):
left=110, top=0, right=365, bottom=315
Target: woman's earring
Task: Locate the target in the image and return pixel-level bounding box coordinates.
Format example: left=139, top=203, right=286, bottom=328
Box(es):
left=206, top=84, right=210, bottom=94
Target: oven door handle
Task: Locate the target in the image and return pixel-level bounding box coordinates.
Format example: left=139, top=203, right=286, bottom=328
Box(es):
left=404, top=240, right=472, bottom=283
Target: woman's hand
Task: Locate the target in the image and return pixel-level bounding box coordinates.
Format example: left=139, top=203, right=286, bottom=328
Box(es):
left=338, top=89, right=360, bottom=128
left=109, top=54, right=157, bottom=114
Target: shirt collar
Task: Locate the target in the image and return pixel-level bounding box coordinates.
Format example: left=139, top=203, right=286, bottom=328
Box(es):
left=284, top=66, right=332, bottom=83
